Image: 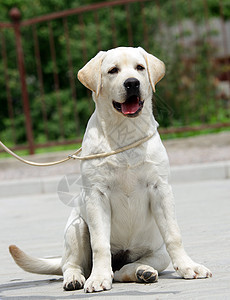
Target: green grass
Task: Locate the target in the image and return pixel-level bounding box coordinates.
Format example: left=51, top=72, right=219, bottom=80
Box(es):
left=0, top=142, right=82, bottom=159
left=35, top=143, right=82, bottom=154
left=160, top=127, right=230, bottom=140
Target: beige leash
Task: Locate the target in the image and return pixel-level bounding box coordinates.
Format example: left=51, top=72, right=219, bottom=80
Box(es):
left=0, top=133, right=154, bottom=167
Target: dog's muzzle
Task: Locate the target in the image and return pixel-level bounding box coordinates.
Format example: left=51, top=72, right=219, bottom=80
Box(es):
left=113, top=77, right=144, bottom=118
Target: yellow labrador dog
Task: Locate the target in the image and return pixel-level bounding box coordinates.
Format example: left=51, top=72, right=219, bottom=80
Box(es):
left=9, top=47, right=212, bottom=293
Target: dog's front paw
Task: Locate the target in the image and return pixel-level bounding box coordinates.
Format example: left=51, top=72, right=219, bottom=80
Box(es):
left=136, top=265, right=158, bottom=283
left=173, top=259, right=212, bottom=279
left=84, top=273, right=113, bottom=293
left=63, top=269, right=85, bottom=291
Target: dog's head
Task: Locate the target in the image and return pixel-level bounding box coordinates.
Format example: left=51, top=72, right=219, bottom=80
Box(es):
left=78, top=47, right=165, bottom=118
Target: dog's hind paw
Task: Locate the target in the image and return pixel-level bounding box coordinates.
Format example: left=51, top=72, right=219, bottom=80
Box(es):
left=136, top=266, right=158, bottom=283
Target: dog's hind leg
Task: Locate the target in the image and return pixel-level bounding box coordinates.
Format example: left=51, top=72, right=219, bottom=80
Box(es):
left=62, top=210, right=91, bottom=291
left=114, top=244, right=170, bottom=283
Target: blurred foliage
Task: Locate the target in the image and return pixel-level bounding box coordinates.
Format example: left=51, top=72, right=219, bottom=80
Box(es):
left=0, top=0, right=230, bottom=145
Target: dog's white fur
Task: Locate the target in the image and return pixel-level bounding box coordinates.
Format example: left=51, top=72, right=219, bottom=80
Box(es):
left=9, top=47, right=211, bottom=293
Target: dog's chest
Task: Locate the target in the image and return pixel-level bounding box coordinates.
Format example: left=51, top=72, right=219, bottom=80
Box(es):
left=109, top=166, right=146, bottom=197
left=82, top=156, right=164, bottom=251
left=108, top=166, right=156, bottom=246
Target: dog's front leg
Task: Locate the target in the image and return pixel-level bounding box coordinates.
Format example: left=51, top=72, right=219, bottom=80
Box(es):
left=83, top=189, right=113, bottom=293
left=149, top=182, right=212, bottom=279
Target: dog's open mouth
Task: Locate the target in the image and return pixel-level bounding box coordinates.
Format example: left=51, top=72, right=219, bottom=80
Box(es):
left=113, top=96, right=144, bottom=117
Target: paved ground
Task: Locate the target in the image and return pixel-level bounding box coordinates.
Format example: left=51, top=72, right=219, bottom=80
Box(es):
left=1, top=179, right=230, bottom=299
left=165, top=130, right=230, bottom=165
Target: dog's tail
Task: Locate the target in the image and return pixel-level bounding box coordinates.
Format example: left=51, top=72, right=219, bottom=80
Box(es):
left=9, top=245, right=62, bottom=276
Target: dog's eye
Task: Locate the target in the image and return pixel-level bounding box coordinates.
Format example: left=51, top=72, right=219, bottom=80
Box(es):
left=108, top=67, right=119, bottom=74
left=136, top=65, right=145, bottom=71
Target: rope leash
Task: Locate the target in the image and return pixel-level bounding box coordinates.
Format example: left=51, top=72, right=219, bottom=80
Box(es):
left=0, top=133, right=154, bottom=167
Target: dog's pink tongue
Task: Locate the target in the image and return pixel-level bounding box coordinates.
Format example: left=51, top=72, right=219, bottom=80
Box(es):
left=121, top=100, right=139, bottom=115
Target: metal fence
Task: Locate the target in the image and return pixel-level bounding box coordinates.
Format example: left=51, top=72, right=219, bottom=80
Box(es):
left=0, top=0, right=230, bottom=154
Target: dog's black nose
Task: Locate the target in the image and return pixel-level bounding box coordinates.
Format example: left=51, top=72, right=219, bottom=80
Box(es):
left=124, top=78, right=140, bottom=92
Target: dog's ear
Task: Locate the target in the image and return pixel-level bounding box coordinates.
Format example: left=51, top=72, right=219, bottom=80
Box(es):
left=78, top=51, right=106, bottom=97
left=138, top=47, right=165, bottom=92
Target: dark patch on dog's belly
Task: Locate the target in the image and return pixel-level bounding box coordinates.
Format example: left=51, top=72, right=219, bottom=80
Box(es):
left=112, top=250, right=130, bottom=271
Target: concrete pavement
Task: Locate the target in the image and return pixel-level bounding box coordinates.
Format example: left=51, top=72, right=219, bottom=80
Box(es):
left=0, top=160, right=229, bottom=198
left=1, top=179, right=230, bottom=299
